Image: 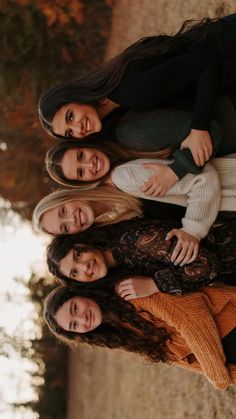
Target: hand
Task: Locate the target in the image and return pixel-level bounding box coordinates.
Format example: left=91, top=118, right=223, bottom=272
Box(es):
left=115, top=277, right=159, bottom=300
left=140, top=163, right=179, bottom=197
left=165, top=229, right=200, bottom=266
left=180, top=129, right=213, bottom=167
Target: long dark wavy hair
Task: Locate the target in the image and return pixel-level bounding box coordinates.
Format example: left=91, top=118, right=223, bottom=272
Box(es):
left=39, top=17, right=221, bottom=137
left=45, top=137, right=172, bottom=188
left=46, top=219, right=136, bottom=282
left=44, top=284, right=169, bottom=362
left=46, top=218, right=178, bottom=283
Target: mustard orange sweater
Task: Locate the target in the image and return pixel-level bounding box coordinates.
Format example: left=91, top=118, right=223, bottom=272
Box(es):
left=133, top=286, right=236, bottom=389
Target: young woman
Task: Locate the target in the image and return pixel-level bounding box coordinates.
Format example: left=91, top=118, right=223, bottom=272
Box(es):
left=45, top=136, right=236, bottom=232
left=39, top=14, right=236, bottom=176
left=34, top=148, right=223, bottom=263
left=32, top=186, right=142, bottom=235
left=45, top=94, right=236, bottom=190
left=46, top=216, right=236, bottom=294
left=44, top=284, right=236, bottom=390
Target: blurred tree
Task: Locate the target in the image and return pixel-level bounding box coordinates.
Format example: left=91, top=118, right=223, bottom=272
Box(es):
left=2, top=272, right=69, bottom=418
left=0, top=0, right=113, bottom=220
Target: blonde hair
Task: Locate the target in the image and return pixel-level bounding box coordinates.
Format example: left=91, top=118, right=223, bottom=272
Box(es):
left=33, top=185, right=143, bottom=235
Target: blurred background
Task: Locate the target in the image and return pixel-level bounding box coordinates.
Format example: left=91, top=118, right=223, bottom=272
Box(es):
left=1, top=1, right=236, bottom=418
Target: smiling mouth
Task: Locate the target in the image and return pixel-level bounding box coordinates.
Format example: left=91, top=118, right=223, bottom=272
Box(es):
left=94, top=155, right=103, bottom=174
left=88, top=309, right=91, bottom=328
left=86, top=118, right=92, bottom=132
left=91, top=259, right=97, bottom=275
left=78, top=209, right=87, bottom=227
left=78, top=118, right=92, bottom=136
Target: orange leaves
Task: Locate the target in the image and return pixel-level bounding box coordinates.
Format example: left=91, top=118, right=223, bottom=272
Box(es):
left=36, top=0, right=84, bottom=28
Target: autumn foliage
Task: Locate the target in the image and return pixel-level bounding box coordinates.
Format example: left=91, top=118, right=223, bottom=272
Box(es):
left=0, top=0, right=113, bottom=219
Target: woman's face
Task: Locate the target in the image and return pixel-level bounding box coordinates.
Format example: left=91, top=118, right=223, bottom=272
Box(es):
left=52, top=103, right=102, bottom=139
left=54, top=296, right=102, bottom=333
left=41, top=200, right=95, bottom=235
left=61, top=147, right=110, bottom=182
left=59, top=247, right=108, bottom=282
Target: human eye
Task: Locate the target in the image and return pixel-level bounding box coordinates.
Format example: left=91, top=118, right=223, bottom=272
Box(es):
left=70, top=301, right=78, bottom=313
left=59, top=205, right=67, bottom=217
left=66, top=110, right=74, bottom=123
left=70, top=268, right=78, bottom=279
left=69, top=319, right=77, bottom=332
left=77, top=168, right=84, bottom=179
left=61, top=223, right=69, bottom=234
left=77, top=150, right=84, bottom=161
left=65, top=128, right=73, bottom=138
left=73, top=249, right=80, bottom=261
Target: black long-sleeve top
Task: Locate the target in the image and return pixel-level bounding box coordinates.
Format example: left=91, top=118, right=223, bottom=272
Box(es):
left=109, top=49, right=222, bottom=131
left=98, top=217, right=236, bottom=295
left=109, top=14, right=236, bottom=132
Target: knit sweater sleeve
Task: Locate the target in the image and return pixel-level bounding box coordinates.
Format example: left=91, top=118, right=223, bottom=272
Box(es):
left=135, top=293, right=232, bottom=389
left=115, top=108, right=223, bottom=180
left=111, top=159, right=221, bottom=239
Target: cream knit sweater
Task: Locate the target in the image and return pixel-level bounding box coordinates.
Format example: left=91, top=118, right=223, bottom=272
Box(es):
left=111, top=155, right=236, bottom=240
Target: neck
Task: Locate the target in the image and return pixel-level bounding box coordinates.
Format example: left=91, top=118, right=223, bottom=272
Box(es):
left=104, top=250, right=116, bottom=268
left=103, top=174, right=115, bottom=186
left=98, top=99, right=120, bottom=119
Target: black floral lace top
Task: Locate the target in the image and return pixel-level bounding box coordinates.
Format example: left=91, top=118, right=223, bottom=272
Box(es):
left=107, top=217, right=236, bottom=295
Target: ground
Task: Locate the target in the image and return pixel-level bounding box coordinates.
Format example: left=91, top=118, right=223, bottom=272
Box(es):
left=67, top=1, right=236, bottom=418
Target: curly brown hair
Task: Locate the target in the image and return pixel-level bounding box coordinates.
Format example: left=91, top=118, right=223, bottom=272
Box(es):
left=44, top=284, right=169, bottom=362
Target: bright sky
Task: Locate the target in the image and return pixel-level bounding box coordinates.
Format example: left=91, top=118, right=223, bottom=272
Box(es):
left=0, top=208, right=49, bottom=418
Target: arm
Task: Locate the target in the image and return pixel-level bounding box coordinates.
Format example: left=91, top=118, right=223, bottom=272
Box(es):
left=178, top=56, right=222, bottom=167
left=116, top=276, right=159, bottom=300
left=113, top=49, right=221, bottom=120
left=111, top=159, right=221, bottom=240
left=139, top=293, right=231, bottom=389
left=113, top=49, right=222, bottom=168
left=119, top=219, right=218, bottom=293
left=115, top=107, right=222, bottom=181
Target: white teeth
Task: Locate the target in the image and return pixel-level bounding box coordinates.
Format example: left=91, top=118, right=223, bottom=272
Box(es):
left=79, top=210, right=86, bottom=226
left=93, top=259, right=96, bottom=274
left=86, top=118, right=91, bottom=132
left=96, top=157, right=101, bottom=173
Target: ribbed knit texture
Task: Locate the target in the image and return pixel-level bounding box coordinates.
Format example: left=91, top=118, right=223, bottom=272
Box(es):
left=212, top=155, right=236, bottom=211
left=133, top=286, right=236, bottom=389
left=111, top=159, right=222, bottom=239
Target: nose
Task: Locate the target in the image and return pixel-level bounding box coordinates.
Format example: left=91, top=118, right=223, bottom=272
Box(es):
left=79, top=261, right=89, bottom=274
left=81, top=161, right=93, bottom=169
left=77, top=312, right=87, bottom=325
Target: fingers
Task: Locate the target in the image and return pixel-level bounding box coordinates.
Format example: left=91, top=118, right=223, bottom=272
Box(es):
left=116, top=279, right=138, bottom=300
left=195, top=147, right=211, bottom=167
left=167, top=229, right=200, bottom=266
left=171, top=241, right=196, bottom=266
left=192, top=149, right=207, bottom=167
left=185, top=243, right=199, bottom=264
left=141, top=178, right=167, bottom=196
left=165, top=229, right=176, bottom=241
